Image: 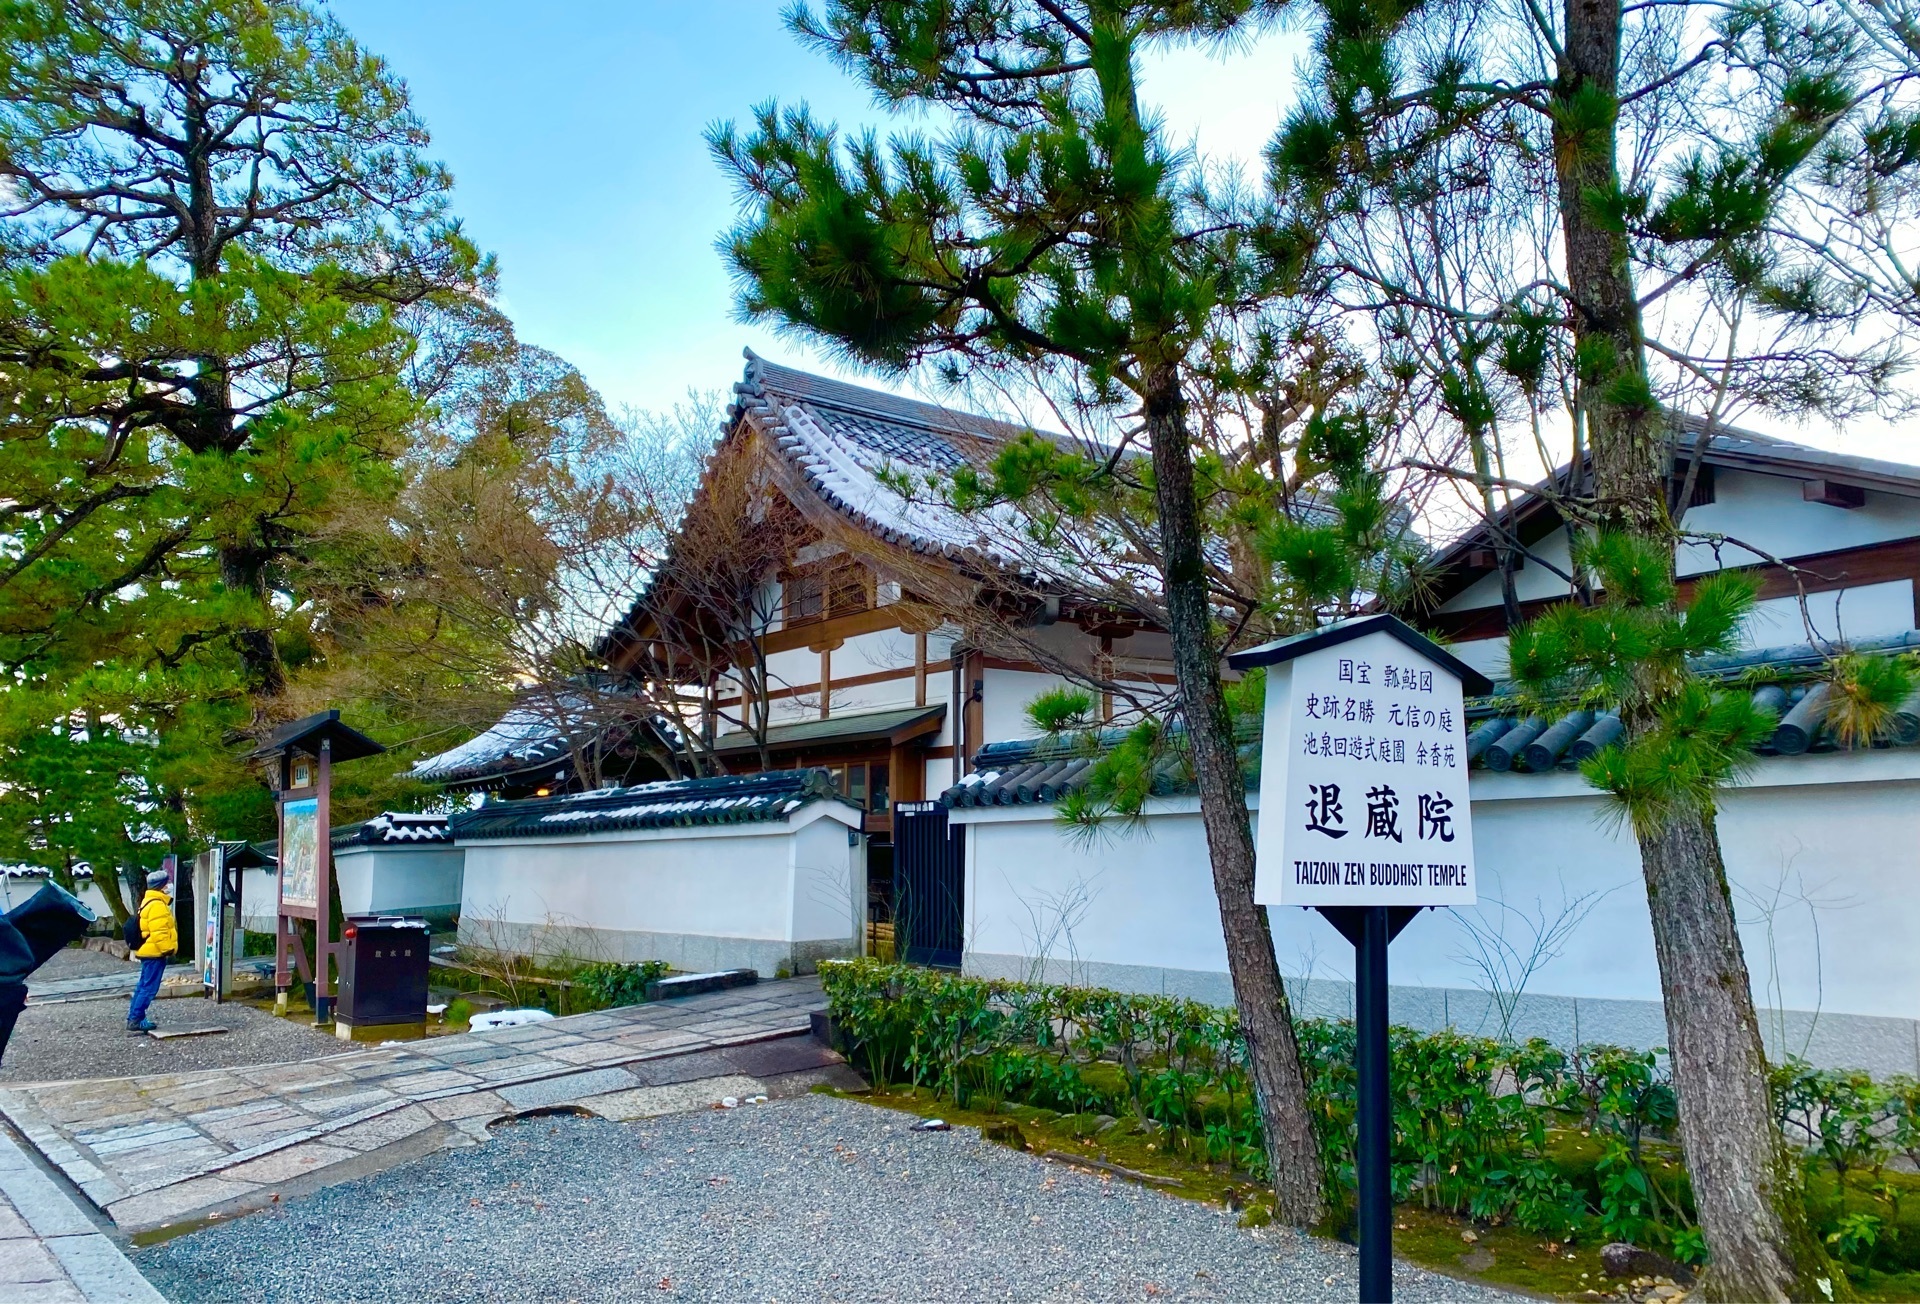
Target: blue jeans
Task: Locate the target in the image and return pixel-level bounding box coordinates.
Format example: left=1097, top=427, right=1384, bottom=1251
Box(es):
left=127, top=957, right=167, bottom=1025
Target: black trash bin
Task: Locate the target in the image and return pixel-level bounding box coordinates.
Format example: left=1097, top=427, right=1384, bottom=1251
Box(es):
left=336, top=915, right=431, bottom=1041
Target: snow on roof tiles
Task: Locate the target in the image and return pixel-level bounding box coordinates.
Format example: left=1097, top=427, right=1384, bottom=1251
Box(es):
left=332, top=812, right=454, bottom=849
left=447, top=768, right=859, bottom=841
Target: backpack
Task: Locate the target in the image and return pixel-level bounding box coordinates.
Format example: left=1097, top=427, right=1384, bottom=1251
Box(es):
left=123, top=911, right=144, bottom=951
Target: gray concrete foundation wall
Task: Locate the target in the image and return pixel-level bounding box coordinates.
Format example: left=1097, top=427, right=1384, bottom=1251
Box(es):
left=458, top=917, right=858, bottom=979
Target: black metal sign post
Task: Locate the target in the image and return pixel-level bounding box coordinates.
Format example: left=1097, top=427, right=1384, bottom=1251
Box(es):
left=1319, top=904, right=1420, bottom=1304
left=1228, top=615, right=1492, bottom=1304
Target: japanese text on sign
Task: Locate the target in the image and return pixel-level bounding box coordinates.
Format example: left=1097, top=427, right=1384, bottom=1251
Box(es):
left=1253, top=629, right=1477, bottom=907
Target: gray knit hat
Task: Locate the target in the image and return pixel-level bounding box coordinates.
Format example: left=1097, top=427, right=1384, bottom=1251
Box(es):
left=146, top=868, right=170, bottom=888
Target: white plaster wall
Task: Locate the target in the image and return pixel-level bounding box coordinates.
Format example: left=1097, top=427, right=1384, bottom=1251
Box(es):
left=1438, top=469, right=1920, bottom=622
left=456, top=805, right=862, bottom=962
left=239, top=864, right=278, bottom=931
left=1440, top=529, right=1578, bottom=611
left=1447, top=582, right=1914, bottom=677
left=833, top=628, right=921, bottom=681
left=332, top=846, right=465, bottom=917
left=982, top=668, right=1073, bottom=742
left=1742, top=580, right=1915, bottom=648
left=1447, top=636, right=1510, bottom=678
left=762, top=646, right=820, bottom=697
left=789, top=817, right=867, bottom=944
left=963, top=804, right=1231, bottom=983
left=926, top=756, right=960, bottom=799
left=958, top=749, right=1920, bottom=1026
left=0, top=876, right=111, bottom=922
left=1677, top=473, right=1920, bottom=575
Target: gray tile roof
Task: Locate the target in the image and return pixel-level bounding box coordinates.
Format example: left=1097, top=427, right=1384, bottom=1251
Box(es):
left=331, top=813, right=454, bottom=850
left=943, top=727, right=1260, bottom=809
left=0, top=864, right=93, bottom=879
left=448, top=770, right=857, bottom=842
left=409, top=703, right=580, bottom=788
left=711, top=704, right=945, bottom=754
left=1425, top=415, right=1920, bottom=591
left=939, top=634, right=1920, bottom=805
left=409, top=685, right=665, bottom=790
left=1668, top=413, right=1920, bottom=497
left=734, top=351, right=1078, bottom=563
left=1465, top=630, right=1920, bottom=770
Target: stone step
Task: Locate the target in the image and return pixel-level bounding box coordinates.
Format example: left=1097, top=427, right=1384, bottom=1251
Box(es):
left=645, top=969, right=758, bottom=1001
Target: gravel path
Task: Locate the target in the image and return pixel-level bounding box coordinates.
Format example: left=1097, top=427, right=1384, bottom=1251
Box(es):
left=32, top=945, right=139, bottom=982
left=0, top=993, right=342, bottom=1083
left=137, top=1094, right=1520, bottom=1304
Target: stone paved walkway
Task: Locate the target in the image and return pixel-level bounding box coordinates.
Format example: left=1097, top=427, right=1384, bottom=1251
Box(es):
left=0, top=1126, right=163, bottom=1302
left=28, top=965, right=199, bottom=1006
left=0, top=976, right=828, bottom=1233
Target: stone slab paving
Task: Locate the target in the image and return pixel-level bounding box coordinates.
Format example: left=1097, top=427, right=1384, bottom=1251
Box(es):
left=29, top=965, right=200, bottom=1006
left=0, top=1125, right=164, bottom=1302
left=0, top=976, right=827, bottom=1233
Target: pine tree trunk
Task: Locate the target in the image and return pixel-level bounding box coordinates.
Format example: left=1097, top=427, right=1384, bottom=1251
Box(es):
left=1143, top=366, right=1326, bottom=1226
left=1636, top=808, right=1833, bottom=1303
left=219, top=543, right=286, bottom=701
left=1556, top=0, right=1837, bottom=1288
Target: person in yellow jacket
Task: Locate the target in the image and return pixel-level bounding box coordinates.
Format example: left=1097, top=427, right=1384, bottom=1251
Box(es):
left=126, top=869, right=178, bottom=1032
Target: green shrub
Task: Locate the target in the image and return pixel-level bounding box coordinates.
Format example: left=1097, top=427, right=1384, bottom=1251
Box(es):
left=821, top=958, right=1916, bottom=1269
left=574, top=960, right=671, bottom=1008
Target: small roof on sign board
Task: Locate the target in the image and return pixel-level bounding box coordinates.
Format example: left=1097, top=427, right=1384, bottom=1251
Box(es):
left=242, top=709, right=387, bottom=764
left=1228, top=613, right=1495, bottom=697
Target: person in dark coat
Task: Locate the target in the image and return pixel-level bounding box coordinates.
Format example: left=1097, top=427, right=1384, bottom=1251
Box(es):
left=0, top=881, right=96, bottom=1065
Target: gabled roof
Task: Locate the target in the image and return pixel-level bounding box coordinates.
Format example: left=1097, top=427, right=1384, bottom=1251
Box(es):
left=409, top=685, right=666, bottom=791
left=1418, top=418, right=1920, bottom=613
left=448, top=769, right=858, bottom=841
left=732, top=351, right=1078, bottom=564
left=410, top=703, right=580, bottom=788
left=331, top=812, right=453, bottom=850
left=1229, top=613, right=1495, bottom=695
left=1670, top=414, right=1920, bottom=499
left=216, top=840, right=275, bottom=870
left=244, top=709, right=385, bottom=764
left=711, top=704, right=945, bottom=755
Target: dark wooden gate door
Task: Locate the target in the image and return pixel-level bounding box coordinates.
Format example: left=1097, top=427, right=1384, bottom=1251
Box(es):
left=892, top=801, right=965, bottom=969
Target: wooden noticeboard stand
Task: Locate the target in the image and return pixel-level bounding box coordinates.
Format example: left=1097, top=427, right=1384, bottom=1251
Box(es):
left=1229, top=614, right=1492, bottom=1304
left=245, top=711, right=385, bottom=1025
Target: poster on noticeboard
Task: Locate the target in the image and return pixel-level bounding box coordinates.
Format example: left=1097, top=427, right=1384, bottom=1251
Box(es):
left=279, top=797, right=319, bottom=911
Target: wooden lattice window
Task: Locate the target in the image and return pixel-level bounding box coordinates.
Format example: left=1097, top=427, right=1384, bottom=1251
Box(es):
left=783, top=559, right=871, bottom=626
left=1672, top=461, right=1716, bottom=507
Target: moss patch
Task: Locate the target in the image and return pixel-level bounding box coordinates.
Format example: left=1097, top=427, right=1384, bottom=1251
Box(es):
left=836, top=1085, right=1670, bottom=1301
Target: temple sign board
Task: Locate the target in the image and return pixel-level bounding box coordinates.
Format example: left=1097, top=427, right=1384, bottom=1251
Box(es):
left=1248, top=621, right=1480, bottom=908
left=1230, top=614, right=1492, bottom=1304
left=244, top=710, right=385, bottom=1025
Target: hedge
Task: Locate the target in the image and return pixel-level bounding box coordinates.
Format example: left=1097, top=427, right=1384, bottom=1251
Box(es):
left=820, top=959, right=1920, bottom=1278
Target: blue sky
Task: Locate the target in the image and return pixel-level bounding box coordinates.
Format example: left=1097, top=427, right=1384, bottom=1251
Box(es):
left=325, top=3, right=1905, bottom=467
left=324, top=1, right=1303, bottom=416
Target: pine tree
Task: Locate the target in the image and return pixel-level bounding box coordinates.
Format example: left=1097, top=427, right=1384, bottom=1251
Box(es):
left=1271, top=0, right=1920, bottom=1292
left=0, top=0, right=485, bottom=701
left=706, top=0, right=1413, bottom=1225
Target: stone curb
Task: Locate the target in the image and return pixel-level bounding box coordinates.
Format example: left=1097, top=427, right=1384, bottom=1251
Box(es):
left=0, top=1128, right=164, bottom=1302
left=0, top=1002, right=821, bottom=1224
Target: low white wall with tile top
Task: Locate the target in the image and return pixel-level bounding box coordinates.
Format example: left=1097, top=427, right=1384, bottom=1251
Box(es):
left=955, top=747, right=1920, bottom=1077
left=333, top=845, right=465, bottom=927
left=455, top=804, right=865, bottom=977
